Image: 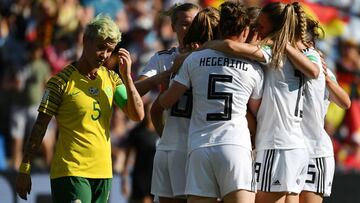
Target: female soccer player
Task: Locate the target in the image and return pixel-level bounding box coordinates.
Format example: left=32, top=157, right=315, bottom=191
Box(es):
left=299, top=17, right=351, bottom=203
left=150, top=5, right=220, bottom=203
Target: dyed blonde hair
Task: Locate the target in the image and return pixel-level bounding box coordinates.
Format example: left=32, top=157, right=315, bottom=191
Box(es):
left=260, top=2, right=307, bottom=68
left=183, top=6, right=220, bottom=47
left=84, top=14, right=122, bottom=44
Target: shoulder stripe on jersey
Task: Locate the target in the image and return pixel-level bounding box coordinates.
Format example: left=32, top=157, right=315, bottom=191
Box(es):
left=107, top=68, right=122, bottom=87
left=158, top=47, right=176, bottom=55
left=39, top=65, right=77, bottom=116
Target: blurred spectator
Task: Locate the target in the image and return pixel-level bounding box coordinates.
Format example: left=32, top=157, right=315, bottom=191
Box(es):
left=121, top=98, right=158, bottom=203
left=81, top=0, right=129, bottom=32
left=43, top=34, right=73, bottom=74
left=9, top=41, right=53, bottom=170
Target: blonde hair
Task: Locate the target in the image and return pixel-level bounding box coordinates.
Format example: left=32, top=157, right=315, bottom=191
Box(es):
left=183, top=7, right=220, bottom=47
left=293, top=2, right=311, bottom=48
left=305, top=17, right=324, bottom=46
left=260, top=2, right=302, bottom=68
left=84, top=14, right=122, bottom=44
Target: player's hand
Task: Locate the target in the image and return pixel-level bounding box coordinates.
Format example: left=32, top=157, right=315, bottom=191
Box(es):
left=118, top=48, right=132, bottom=78
left=15, top=173, right=32, bottom=200
left=318, top=51, right=330, bottom=81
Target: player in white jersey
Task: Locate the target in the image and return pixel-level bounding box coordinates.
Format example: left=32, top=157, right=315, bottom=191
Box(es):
left=135, top=3, right=199, bottom=97
left=299, top=18, right=351, bottom=203
left=149, top=5, right=221, bottom=203
left=160, top=2, right=263, bottom=203
left=129, top=3, right=199, bottom=203
left=200, top=2, right=320, bottom=203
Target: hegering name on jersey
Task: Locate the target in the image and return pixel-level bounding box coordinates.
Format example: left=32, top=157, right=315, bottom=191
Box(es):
left=199, top=56, right=249, bottom=71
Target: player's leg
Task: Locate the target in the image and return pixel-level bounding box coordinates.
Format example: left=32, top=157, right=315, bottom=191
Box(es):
left=285, top=193, right=299, bottom=203
left=222, top=189, right=255, bottom=203
left=255, top=191, right=286, bottom=203
left=51, top=176, right=92, bottom=203
left=299, top=191, right=323, bottom=203
left=188, top=195, right=218, bottom=203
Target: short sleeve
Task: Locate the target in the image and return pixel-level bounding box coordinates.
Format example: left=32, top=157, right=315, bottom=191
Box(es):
left=260, top=45, right=272, bottom=65
left=38, top=76, right=66, bottom=116
left=173, top=56, right=192, bottom=88
left=139, top=54, right=160, bottom=78
left=109, top=69, right=123, bottom=87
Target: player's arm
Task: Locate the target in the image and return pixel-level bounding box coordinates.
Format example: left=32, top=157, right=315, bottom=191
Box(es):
left=286, top=43, right=319, bottom=79
left=201, top=39, right=266, bottom=62
left=135, top=71, right=171, bottom=96
left=118, top=48, right=144, bottom=121
left=150, top=96, right=165, bottom=136
left=247, top=98, right=261, bottom=150
left=324, top=69, right=351, bottom=109
left=16, top=112, right=52, bottom=200
left=159, top=81, right=188, bottom=109
left=319, top=52, right=351, bottom=109
left=326, top=78, right=351, bottom=109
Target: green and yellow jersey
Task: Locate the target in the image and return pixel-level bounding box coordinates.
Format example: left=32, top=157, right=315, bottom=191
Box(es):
left=39, top=64, right=122, bottom=179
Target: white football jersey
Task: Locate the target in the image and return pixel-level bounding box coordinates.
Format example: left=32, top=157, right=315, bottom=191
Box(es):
left=140, top=47, right=191, bottom=152
left=139, top=47, right=179, bottom=77
left=255, top=46, right=307, bottom=150
left=174, top=49, right=264, bottom=153
left=302, top=48, right=334, bottom=157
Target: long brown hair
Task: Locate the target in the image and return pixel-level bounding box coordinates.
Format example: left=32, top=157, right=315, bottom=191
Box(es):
left=260, top=2, right=303, bottom=68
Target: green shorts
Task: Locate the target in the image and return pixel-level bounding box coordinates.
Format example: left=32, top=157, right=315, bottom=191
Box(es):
left=51, top=176, right=112, bottom=203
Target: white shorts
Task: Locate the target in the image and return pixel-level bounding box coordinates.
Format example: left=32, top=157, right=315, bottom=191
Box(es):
left=303, top=156, right=334, bottom=197
left=254, top=149, right=309, bottom=194
left=151, top=150, right=187, bottom=197
left=185, top=145, right=255, bottom=198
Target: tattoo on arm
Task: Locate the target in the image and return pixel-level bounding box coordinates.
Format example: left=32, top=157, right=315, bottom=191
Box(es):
left=22, top=118, right=49, bottom=163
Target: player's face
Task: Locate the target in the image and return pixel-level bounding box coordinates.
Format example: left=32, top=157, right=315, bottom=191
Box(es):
left=172, top=9, right=198, bottom=47
left=256, top=13, right=273, bottom=39
left=83, top=37, right=117, bottom=68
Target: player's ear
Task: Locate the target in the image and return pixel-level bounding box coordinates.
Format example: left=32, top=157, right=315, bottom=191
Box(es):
left=192, top=42, right=200, bottom=50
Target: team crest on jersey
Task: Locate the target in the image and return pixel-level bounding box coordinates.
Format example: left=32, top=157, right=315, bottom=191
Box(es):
left=88, top=87, right=99, bottom=96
